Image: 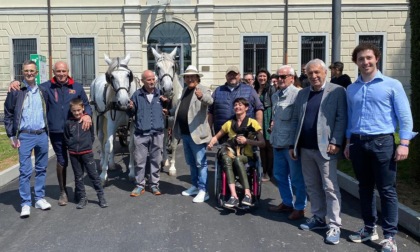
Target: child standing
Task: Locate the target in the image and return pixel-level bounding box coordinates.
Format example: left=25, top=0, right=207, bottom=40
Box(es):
left=64, top=98, right=107, bottom=209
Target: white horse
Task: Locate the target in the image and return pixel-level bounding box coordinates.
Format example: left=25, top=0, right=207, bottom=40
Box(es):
left=151, top=47, right=182, bottom=176
left=90, top=54, right=137, bottom=185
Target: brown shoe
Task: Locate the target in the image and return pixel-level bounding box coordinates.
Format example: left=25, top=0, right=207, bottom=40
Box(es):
left=268, top=203, right=294, bottom=213
left=288, top=209, right=305, bottom=220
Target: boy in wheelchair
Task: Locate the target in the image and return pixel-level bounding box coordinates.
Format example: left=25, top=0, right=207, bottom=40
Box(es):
left=208, top=98, right=265, bottom=208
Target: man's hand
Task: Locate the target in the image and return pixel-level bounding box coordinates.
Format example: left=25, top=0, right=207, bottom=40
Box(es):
left=327, top=144, right=340, bottom=155
left=160, top=95, right=169, bottom=103
left=344, top=145, right=350, bottom=160
left=128, top=100, right=134, bottom=110
left=394, top=145, right=409, bottom=161
left=80, top=114, right=92, bottom=131
left=9, top=81, right=20, bottom=92
left=195, top=87, right=203, bottom=99
left=289, top=149, right=297, bottom=160
left=10, top=137, right=20, bottom=148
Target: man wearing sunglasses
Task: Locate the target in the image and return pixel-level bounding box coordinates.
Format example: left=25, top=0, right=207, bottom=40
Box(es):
left=269, top=65, right=307, bottom=221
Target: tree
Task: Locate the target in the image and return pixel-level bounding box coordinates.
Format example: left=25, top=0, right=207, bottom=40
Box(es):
left=409, top=0, right=420, bottom=180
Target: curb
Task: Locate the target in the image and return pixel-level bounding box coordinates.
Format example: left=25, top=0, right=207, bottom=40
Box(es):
left=0, top=146, right=55, bottom=188
left=337, top=171, right=420, bottom=238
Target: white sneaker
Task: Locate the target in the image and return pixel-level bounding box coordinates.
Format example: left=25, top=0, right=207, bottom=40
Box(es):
left=35, top=199, right=52, bottom=210
left=20, top=205, right=30, bottom=218
left=192, top=190, right=209, bottom=203
left=181, top=186, right=199, bottom=196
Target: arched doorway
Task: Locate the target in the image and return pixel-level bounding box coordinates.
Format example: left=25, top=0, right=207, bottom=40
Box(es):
left=147, top=22, right=192, bottom=75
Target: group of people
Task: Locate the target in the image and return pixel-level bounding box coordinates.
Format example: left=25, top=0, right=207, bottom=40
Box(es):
left=4, top=60, right=107, bottom=218
left=266, top=43, right=416, bottom=252
left=3, top=42, right=416, bottom=252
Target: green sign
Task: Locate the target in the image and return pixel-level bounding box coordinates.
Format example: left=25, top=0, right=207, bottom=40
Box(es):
left=30, top=54, right=47, bottom=85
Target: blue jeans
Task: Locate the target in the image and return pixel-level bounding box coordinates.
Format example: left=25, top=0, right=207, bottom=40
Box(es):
left=18, top=132, right=49, bottom=207
left=181, top=135, right=208, bottom=191
left=273, top=148, right=307, bottom=210
left=350, top=134, right=397, bottom=238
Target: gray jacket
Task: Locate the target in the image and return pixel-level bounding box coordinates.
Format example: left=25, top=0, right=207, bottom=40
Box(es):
left=270, top=85, right=300, bottom=148
left=172, top=84, right=213, bottom=144
left=290, top=82, right=347, bottom=160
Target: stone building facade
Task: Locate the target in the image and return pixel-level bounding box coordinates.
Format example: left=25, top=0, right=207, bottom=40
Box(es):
left=0, top=0, right=411, bottom=95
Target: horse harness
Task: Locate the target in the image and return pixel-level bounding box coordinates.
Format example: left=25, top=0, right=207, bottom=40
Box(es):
left=91, top=62, right=138, bottom=119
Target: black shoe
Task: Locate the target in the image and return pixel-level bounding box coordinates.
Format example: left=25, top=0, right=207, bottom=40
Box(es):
left=224, top=197, right=239, bottom=208
left=241, top=194, right=253, bottom=206
left=76, top=197, right=88, bottom=209
left=98, top=195, right=108, bottom=208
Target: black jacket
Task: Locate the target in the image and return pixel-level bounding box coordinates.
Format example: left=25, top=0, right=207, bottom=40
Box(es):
left=64, top=117, right=95, bottom=155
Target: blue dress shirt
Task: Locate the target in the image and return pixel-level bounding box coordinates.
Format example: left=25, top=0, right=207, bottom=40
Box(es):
left=346, top=71, right=417, bottom=140
left=20, top=80, right=45, bottom=131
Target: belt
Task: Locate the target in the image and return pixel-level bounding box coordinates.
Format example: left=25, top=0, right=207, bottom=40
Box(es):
left=19, top=128, right=46, bottom=135
left=351, top=133, right=393, bottom=141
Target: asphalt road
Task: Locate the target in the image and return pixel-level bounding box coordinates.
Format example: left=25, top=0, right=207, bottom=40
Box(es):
left=0, top=142, right=419, bottom=252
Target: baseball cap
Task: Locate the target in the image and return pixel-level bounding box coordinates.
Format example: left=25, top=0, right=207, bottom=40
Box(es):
left=226, top=66, right=240, bottom=74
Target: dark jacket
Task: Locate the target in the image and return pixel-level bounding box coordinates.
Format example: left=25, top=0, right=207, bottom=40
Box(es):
left=255, top=84, right=276, bottom=109
left=129, top=87, right=164, bottom=135
left=331, top=74, right=352, bottom=89
left=41, top=76, right=92, bottom=133
left=4, top=82, right=48, bottom=138
left=64, top=117, right=94, bottom=155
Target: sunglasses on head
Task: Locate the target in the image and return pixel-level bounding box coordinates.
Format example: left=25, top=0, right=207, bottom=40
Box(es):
left=278, top=75, right=291, bottom=80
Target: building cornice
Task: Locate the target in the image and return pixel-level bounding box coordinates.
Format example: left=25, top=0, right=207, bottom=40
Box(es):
left=0, top=4, right=408, bottom=15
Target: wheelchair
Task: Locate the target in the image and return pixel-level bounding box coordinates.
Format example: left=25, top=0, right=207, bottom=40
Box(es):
left=213, top=145, right=262, bottom=210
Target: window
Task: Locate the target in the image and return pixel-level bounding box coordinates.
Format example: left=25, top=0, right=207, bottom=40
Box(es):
left=147, top=22, right=191, bottom=74
left=243, top=36, right=268, bottom=75
left=300, top=36, right=326, bottom=66
left=70, top=38, right=95, bottom=86
left=13, top=38, right=37, bottom=81
left=358, top=35, right=384, bottom=72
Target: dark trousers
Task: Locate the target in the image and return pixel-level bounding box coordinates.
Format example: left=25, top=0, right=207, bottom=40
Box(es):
left=49, top=132, right=68, bottom=167
left=69, top=153, right=104, bottom=199
left=261, top=139, right=273, bottom=176
left=349, top=134, right=398, bottom=238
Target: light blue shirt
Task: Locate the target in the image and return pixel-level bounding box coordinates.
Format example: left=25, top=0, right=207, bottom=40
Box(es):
left=346, top=71, right=417, bottom=140
left=20, top=80, right=45, bottom=131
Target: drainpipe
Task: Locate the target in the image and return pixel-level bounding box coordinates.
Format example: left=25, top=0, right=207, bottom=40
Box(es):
left=47, top=0, right=52, bottom=78
left=283, top=0, right=288, bottom=65
left=331, top=0, right=341, bottom=63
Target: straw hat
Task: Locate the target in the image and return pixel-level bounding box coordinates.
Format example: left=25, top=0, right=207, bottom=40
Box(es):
left=180, top=65, right=203, bottom=77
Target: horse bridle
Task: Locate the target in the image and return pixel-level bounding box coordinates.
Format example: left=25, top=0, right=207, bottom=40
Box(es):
left=107, top=64, right=133, bottom=96
left=155, top=57, right=176, bottom=88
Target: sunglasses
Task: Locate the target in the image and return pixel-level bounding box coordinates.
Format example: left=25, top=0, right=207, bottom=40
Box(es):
left=278, top=75, right=291, bottom=80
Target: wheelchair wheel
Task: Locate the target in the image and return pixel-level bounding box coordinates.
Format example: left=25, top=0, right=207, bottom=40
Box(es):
left=254, top=168, right=262, bottom=200
left=214, top=151, right=224, bottom=208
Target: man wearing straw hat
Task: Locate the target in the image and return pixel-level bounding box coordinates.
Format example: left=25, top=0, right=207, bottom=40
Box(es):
left=168, top=65, right=213, bottom=203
